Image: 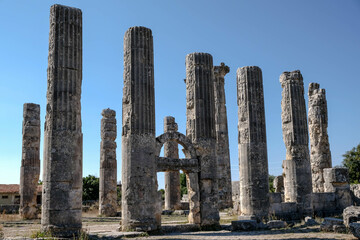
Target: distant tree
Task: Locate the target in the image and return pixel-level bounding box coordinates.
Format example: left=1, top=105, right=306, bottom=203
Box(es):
left=117, top=186, right=121, bottom=206
left=342, top=144, right=360, bottom=184
left=38, top=180, right=43, bottom=185
left=83, top=175, right=99, bottom=201
left=180, top=172, right=187, bottom=197
left=269, top=175, right=275, bottom=193
left=159, top=189, right=165, bottom=200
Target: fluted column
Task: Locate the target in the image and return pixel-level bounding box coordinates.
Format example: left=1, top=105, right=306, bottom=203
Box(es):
left=42, top=4, right=83, bottom=237
left=213, top=63, right=232, bottom=210
left=20, top=103, right=40, bottom=219
left=308, top=83, right=332, bottom=193
left=185, top=52, right=219, bottom=228
left=237, top=66, right=269, bottom=220
left=121, top=26, right=159, bottom=232
left=164, top=116, right=181, bottom=211
left=280, top=70, right=312, bottom=207
left=99, top=109, right=117, bottom=216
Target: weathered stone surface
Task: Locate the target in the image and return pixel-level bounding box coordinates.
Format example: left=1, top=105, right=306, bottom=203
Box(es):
left=41, top=4, right=83, bottom=237
left=121, top=26, right=158, bottom=232
left=274, top=175, right=284, bottom=193
left=280, top=70, right=312, bottom=208
left=213, top=63, right=232, bottom=210
left=163, top=116, right=181, bottom=211
left=343, top=206, right=360, bottom=227
left=185, top=52, right=219, bottom=228
left=267, top=220, right=286, bottom=229
left=99, top=109, right=117, bottom=217
left=20, top=103, right=40, bottom=220
left=351, top=184, right=360, bottom=205
left=308, top=83, right=332, bottom=193
left=349, top=221, right=360, bottom=239
left=237, top=66, right=269, bottom=220
left=231, top=220, right=258, bottom=231
left=324, top=168, right=349, bottom=192
left=232, top=181, right=240, bottom=215
left=320, top=218, right=344, bottom=232
left=305, top=216, right=318, bottom=226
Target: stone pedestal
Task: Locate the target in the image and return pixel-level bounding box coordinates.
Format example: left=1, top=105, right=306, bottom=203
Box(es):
left=185, top=52, right=219, bottom=228
left=213, top=63, right=232, bottom=210
left=99, top=109, right=117, bottom=217
left=280, top=70, right=312, bottom=208
left=237, top=66, right=269, bottom=220
left=20, top=103, right=40, bottom=219
left=42, top=4, right=83, bottom=237
left=308, top=83, right=332, bottom=193
left=163, top=116, right=181, bottom=211
left=121, top=26, right=159, bottom=232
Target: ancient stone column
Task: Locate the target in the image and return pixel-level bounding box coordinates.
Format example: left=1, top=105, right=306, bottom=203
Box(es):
left=280, top=70, right=312, bottom=205
left=164, top=116, right=181, bottom=211
left=20, top=103, right=40, bottom=219
left=237, top=66, right=269, bottom=220
left=99, top=109, right=117, bottom=217
left=308, top=83, right=332, bottom=193
left=42, top=4, right=83, bottom=237
left=213, top=62, right=232, bottom=210
left=121, top=26, right=159, bottom=232
left=185, top=52, right=219, bottom=228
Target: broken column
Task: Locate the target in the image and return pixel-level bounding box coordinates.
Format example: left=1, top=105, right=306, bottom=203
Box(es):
left=280, top=70, right=312, bottom=206
left=99, top=109, right=117, bottom=217
left=308, top=83, right=332, bottom=193
left=185, top=52, right=219, bottom=228
left=213, top=62, right=232, bottom=210
left=121, top=26, right=159, bottom=232
left=41, top=4, right=83, bottom=237
left=164, top=116, right=181, bottom=211
left=20, top=103, right=40, bottom=219
left=237, top=66, right=269, bottom=220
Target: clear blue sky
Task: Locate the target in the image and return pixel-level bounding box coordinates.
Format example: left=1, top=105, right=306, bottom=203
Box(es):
left=0, top=0, right=359, bottom=190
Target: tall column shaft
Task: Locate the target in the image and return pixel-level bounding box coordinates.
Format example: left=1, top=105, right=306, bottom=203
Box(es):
left=121, top=26, right=158, bottom=232
left=42, top=4, right=83, bottom=237
left=237, top=66, right=269, bottom=219
left=20, top=103, right=40, bottom=219
left=164, top=116, right=181, bottom=211
left=213, top=63, right=232, bottom=210
left=99, top=109, right=117, bottom=217
left=280, top=70, right=312, bottom=205
left=308, top=83, right=332, bottom=193
left=185, top=52, right=219, bottom=227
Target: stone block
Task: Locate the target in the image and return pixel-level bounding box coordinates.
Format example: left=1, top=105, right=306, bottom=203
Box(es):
left=349, top=221, right=360, bottom=239
left=267, top=220, right=286, bottom=229
left=304, top=216, right=318, bottom=226
left=324, top=168, right=349, bottom=192
left=269, top=193, right=282, bottom=204
left=336, top=188, right=353, bottom=210
left=231, top=220, right=257, bottom=231
left=343, top=206, right=360, bottom=227
left=320, top=217, right=344, bottom=232
left=351, top=184, right=360, bottom=205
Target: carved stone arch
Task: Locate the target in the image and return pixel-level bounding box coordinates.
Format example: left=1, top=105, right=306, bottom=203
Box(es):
left=155, top=131, right=197, bottom=159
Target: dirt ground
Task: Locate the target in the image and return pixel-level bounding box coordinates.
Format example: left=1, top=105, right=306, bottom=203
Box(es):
left=0, top=212, right=357, bottom=240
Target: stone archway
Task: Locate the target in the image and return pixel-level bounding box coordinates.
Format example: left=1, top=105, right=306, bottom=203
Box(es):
left=155, top=131, right=200, bottom=224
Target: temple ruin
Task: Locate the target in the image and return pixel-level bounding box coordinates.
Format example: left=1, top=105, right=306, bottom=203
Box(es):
left=41, top=4, right=83, bottom=237
left=15, top=4, right=359, bottom=238
left=19, top=103, right=40, bottom=219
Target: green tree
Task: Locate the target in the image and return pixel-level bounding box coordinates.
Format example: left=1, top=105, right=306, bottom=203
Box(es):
left=269, top=175, right=275, bottom=193
left=180, top=172, right=187, bottom=197
left=83, top=175, right=99, bottom=201
left=117, top=186, right=121, bottom=206
left=159, top=189, right=165, bottom=200
left=342, top=144, right=360, bottom=184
